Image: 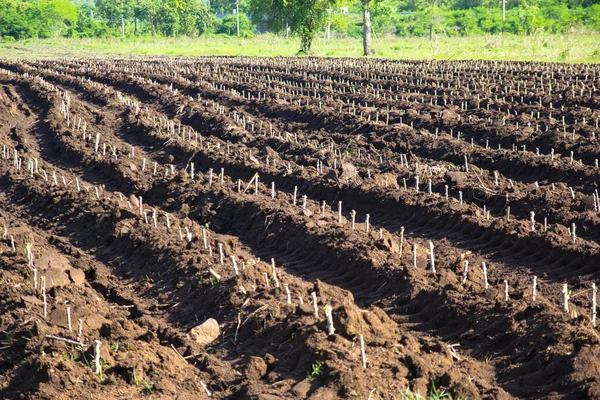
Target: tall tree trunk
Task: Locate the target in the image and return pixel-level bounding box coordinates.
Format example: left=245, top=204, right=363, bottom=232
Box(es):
left=362, top=0, right=371, bottom=56
left=300, top=36, right=310, bottom=54
left=429, top=22, right=433, bottom=41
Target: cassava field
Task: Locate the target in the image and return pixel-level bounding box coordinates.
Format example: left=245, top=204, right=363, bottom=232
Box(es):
left=0, top=57, right=600, bottom=399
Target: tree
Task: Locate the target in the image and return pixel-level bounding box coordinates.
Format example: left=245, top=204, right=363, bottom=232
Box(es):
left=95, top=0, right=134, bottom=36
left=407, top=0, right=449, bottom=40
left=357, top=0, right=396, bottom=55
left=217, top=13, right=255, bottom=37
left=0, top=0, right=35, bottom=40
left=248, top=0, right=336, bottom=54
left=156, top=0, right=179, bottom=36
left=210, top=0, right=248, bottom=14
left=37, top=0, right=78, bottom=38
left=362, top=0, right=371, bottom=55
left=196, top=5, right=216, bottom=34
left=76, top=3, right=111, bottom=38
left=178, top=0, right=203, bottom=36
left=134, top=0, right=159, bottom=35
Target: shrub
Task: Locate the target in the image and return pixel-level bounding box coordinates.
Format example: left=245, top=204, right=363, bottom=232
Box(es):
left=216, top=14, right=255, bottom=38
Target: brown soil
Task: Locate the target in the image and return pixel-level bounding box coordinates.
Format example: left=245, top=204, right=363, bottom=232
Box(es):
left=0, top=57, right=599, bottom=399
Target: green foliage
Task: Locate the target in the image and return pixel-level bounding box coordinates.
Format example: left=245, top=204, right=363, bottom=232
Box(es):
left=0, top=0, right=598, bottom=42
left=394, top=4, right=595, bottom=37
left=306, top=361, right=323, bottom=379
left=0, top=0, right=78, bottom=39
left=94, top=0, right=215, bottom=37
left=210, top=0, right=248, bottom=15
left=585, top=4, right=600, bottom=31
left=400, top=380, right=468, bottom=399
left=71, top=2, right=107, bottom=37
left=248, top=0, right=336, bottom=53
left=132, top=365, right=155, bottom=394
left=196, top=5, right=217, bottom=35
left=216, top=14, right=255, bottom=37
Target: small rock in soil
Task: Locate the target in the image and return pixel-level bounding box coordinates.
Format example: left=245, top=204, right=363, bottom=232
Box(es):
left=189, top=318, right=220, bottom=345
left=67, top=268, right=85, bottom=286
left=245, top=356, right=268, bottom=381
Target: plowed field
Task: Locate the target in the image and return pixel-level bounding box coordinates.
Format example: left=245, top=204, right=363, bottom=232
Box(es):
left=1, top=58, right=600, bottom=399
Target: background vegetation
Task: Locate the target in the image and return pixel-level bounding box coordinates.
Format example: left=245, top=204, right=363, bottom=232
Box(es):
left=0, top=0, right=598, bottom=62
left=0, top=0, right=598, bottom=42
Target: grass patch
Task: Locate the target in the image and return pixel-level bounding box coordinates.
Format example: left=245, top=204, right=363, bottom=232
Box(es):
left=0, top=32, right=599, bottom=63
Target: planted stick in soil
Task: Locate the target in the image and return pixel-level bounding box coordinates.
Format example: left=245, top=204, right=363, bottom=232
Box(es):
left=285, top=285, right=291, bottom=304
left=533, top=276, right=537, bottom=302
left=42, top=276, right=47, bottom=318
left=67, top=307, right=72, bottom=332
left=413, top=244, right=417, bottom=268
left=482, top=262, right=488, bottom=289
left=271, top=258, right=280, bottom=288
left=77, top=318, right=83, bottom=344
left=360, top=334, right=367, bottom=369
left=93, top=340, right=102, bottom=375
left=593, top=283, right=597, bottom=327
left=428, top=241, right=436, bottom=273
left=562, top=283, right=569, bottom=313
left=230, top=256, right=239, bottom=276
left=399, top=227, right=405, bottom=257
left=462, top=260, right=469, bottom=284
left=293, top=186, right=297, bottom=205
left=325, top=304, right=335, bottom=336
left=312, top=292, right=319, bottom=318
